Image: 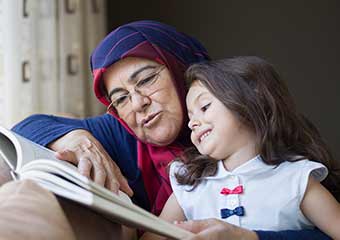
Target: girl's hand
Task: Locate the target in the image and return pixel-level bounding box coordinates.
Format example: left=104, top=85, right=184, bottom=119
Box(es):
left=176, top=218, right=258, bottom=240
left=48, top=129, right=133, bottom=196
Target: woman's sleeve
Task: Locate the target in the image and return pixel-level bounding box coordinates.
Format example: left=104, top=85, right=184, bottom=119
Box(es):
left=12, top=114, right=90, bottom=147
left=255, top=228, right=331, bottom=240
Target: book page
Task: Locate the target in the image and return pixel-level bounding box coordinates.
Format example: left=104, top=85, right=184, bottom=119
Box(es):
left=22, top=159, right=144, bottom=215
left=0, top=129, right=18, bottom=170
left=20, top=168, right=191, bottom=240
left=20, top=159, right=192, bottom=239
left=13, top=133, right=59, bottom=168
left=0, top=125, right=67, bottom=170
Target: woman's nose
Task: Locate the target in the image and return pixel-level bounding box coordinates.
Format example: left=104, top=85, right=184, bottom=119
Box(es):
left=130, top=91, right=151, bottom=112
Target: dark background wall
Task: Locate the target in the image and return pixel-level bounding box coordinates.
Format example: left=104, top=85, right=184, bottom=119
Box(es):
left=106, top=1, right=340, bottom=160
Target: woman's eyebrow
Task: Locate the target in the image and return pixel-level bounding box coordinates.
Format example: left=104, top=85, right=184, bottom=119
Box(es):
left=128, top=65, right=157, bottom=83
left=107, top=65, right=158, bottom=99
left=108, top=87, right=126, bottom=99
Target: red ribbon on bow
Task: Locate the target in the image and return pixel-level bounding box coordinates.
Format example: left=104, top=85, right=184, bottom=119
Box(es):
left=220, top=185, right=243, bottom=195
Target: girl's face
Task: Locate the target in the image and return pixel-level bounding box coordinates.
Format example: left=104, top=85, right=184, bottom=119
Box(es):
left=186, top=81, right=257, bottom=165
left=103, top=57, right=183, bottom=146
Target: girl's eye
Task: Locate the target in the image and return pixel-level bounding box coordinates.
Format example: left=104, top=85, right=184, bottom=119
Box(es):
left=201, top=103, right=211, bottom=112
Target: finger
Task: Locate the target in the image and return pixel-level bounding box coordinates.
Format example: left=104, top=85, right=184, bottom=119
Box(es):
left=55, top=150, right=79, bottom=165
left=107, top=178, right=120, bottom=194
left=77, top=157, right=92, bottom=177
left=106, top=171, right=131, bottom=196
left=119, top=176, right=133, bottom=197
left=111, top=163, right=133, bottom=196
left=182, top=235, right=204, bottom=240
left=176, top=219, right=216, bottom=233
left=99, top=150, right=133, bottom=196
left=103, top=165, right=121, bottom=194
left=90, top=158, right=107, bottom=187
left=79, top=144, right=107, bottom=187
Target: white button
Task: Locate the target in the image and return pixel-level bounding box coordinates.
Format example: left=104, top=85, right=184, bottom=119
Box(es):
left=230, top=199, right=238, bottom=206
left=229, top=175, right=236, bottom=180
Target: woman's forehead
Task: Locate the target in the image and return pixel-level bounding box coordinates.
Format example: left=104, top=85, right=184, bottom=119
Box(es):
left=103, top=57, right=159, bottom=87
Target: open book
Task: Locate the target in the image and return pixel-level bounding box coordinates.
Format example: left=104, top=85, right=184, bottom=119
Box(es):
left=0, top=125, right=192, bottom=240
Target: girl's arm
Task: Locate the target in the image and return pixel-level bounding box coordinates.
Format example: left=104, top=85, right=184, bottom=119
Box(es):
left=301, top=176, right=340, bottom=239
left=141, top=193, right=186, bottom=240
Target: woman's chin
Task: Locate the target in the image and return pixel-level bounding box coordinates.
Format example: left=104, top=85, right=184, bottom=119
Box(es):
left=134, top=120, right=182, bottom=146
left=144, top=130, right=178, bottom=146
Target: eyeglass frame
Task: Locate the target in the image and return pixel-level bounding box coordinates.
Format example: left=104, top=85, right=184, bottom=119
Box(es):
left=106, top=64, right=166, bottom=115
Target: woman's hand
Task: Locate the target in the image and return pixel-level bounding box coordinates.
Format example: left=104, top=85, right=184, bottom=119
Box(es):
left=177, top=218, right=258, bottom=240
left=48, top=129, right=133, bottom=196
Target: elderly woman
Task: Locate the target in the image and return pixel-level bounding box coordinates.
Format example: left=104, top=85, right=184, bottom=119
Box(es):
left=11, top=20, right=330, bottom=239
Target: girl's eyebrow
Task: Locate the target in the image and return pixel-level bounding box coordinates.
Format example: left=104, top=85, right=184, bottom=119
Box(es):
left=194, top=92, right=208, bottom=105
left=187, top=92, right=208, bottom=114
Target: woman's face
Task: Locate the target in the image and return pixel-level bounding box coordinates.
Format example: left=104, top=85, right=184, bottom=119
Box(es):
left=103, top=57, right=183, bottom=146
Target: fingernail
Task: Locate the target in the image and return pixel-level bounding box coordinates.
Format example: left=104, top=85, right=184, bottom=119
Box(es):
left=112, top=182, right=119, bottom=194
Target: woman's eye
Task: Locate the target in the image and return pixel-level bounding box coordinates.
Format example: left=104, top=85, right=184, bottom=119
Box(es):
left=201, top=103, right=211, bottom=112
left=136, top=75, right=155, bottom=87
left=113, top=95, right=128, bottom=106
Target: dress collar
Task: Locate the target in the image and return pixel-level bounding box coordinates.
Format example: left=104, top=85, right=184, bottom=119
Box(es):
left=204, top=155, right=273, bottom=179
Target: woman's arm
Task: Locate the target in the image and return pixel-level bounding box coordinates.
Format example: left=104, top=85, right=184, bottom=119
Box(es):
left=255, top=228, right=331, bottom=240
left=12, top=114, right=133, bottom=195
left=178, top=220, right=331, bottom=240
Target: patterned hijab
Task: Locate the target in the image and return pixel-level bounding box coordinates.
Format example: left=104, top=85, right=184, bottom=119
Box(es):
left=90, top=20, right=210, bottom=215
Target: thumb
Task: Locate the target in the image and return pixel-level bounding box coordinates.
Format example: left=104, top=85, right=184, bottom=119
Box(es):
left=176, top=219, right=216, bottom=234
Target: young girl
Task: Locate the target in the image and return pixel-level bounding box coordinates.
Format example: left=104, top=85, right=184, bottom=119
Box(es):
left=142, top=56, right=340, bottom=240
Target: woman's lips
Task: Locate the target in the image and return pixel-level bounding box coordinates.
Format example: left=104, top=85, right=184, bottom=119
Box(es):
left=142, top=112, right=162, bottom=128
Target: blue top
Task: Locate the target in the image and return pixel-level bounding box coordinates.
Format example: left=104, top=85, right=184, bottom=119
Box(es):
left=12, top=114, right=331, bottom=240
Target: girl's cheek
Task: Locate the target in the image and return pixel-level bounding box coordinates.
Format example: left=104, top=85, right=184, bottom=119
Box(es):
left=190, top=134, right=197, bottom=146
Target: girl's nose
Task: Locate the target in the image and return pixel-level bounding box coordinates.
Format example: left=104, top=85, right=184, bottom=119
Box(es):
left=188, top=119, right=201, bottom=130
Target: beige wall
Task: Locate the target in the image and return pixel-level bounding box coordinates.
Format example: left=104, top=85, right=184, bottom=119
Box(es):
left=106, top=0, right=340, bottom=160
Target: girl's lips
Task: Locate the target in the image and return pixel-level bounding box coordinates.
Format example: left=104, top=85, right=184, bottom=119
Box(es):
left=197, top=129, right=212, bottom=143
left=142, top=112, right=162, bottom=128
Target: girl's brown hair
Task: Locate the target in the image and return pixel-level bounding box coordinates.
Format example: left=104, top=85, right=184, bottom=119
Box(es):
left=175, top=56, right=340, bottom=200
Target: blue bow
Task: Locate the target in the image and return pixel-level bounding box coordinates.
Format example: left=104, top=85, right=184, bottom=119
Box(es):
left=220, top=206, right=245, bottom=219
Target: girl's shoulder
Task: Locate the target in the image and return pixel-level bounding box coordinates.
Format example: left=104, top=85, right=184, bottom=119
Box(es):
left=278, top=158, right=328, bottom=182
left=169, top=160, right=185, bottom=177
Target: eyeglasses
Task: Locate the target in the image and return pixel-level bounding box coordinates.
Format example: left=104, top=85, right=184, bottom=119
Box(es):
left=106, top=64, right=166, bottom=115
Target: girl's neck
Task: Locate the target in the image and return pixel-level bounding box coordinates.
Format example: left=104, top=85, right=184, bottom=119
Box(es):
left=222, top=141, right=258, bottom=171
